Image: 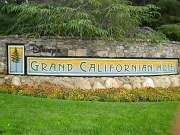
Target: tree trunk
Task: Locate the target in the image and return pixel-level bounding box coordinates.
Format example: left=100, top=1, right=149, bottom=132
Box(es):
left=15, top=63, right=17, bottom=72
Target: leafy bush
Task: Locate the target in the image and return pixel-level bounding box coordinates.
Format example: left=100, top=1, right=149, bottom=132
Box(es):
left=130, top=28, right=167, bottom=42
left=156, top=0, right=180, bottom=27
left=129, top=0, right=180, bottom=42
left=0, top=85, right=179, bottom=102
left=157, top=0, right=180, bottom=17
left=2, top=1, right=161, bottom=41
left=0, top=1, right=17, bottom=34
left=0, top=13, right=16, bottom=34
left=158, top=23, right=180, bottom=41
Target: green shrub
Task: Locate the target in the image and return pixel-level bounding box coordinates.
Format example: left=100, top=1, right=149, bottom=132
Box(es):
left=157, top=0, right=180, bottom=17
left=155, top=0, right=180, bottom=27
left=0, top=85, right=179, bottom=102
left=0, top=2, right=17, bottom=34
left=2, top=1, right=161, bottom=41
left=133, top=30, right=167, bottom=43
left=158, top=23, right=180, bottom=41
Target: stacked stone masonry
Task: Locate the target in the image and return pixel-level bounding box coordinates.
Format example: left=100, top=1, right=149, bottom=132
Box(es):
left=0, top=36, right=179, bottom=89
left=0, top=75, right=179, bottom=90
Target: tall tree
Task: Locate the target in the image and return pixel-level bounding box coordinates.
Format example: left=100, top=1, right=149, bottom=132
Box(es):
left=3, top=1, right=160, bottom=41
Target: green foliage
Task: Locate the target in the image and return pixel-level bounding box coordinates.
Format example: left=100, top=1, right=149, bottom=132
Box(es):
left=156, top=0, right=180, bottom=41
left=0, top=13, right=16, bottom=34
left=129, top=0, right=161, bottom=5
left=11, top=47, right=21, bottom=72
left=156, top=0, right=180, bottom=26
left=137, top=31, right=167, bottom=43
left=158, top=23, right=180, bottom=41
left=157, top=0, right=180, bottom=17
left=0, top=0, right=17, bottom=34
left=11, top=47, right=21, bottom=63
left=2, top=1, right=161, bottom=40
left=130, top=0, right=180, bottom=41
left=0, top=85, right=180, bottom=102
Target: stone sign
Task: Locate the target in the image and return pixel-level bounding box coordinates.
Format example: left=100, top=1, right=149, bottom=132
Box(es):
left=7, top=44, right=178, bottom=76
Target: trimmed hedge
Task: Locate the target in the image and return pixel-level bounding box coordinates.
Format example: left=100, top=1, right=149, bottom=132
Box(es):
left=0, top=85, right=179, bottom=102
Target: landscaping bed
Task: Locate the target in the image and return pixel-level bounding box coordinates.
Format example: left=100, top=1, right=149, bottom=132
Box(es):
left=0, top=85, right=179, bottom=102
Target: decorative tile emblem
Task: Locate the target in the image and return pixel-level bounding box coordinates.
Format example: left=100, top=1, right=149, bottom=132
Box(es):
left=8, top=45, right=25, bottom=74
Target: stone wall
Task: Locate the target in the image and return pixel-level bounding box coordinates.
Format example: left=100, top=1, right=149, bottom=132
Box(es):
left=3, top=75, right=180, bottom=90
left=0, top=36, right=179, bottom=89
left=0, top=36, right=180, bottom=58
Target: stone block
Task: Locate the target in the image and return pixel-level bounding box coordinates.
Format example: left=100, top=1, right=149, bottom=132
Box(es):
left=69, top=39, right=79, bottom=46
left=171, top=77, right=180, bottom=87
left=116, top=53, right=125, bottom=57
left=57, top=41, right=64, bottom=46
left=97, top=51, right=108, bottom=57
left=122, top=84, right=132, bottom=90
left=105, top=78, right=119, bottom=88
left=142, top=78, right=155, bottom=88
left=28, top=41, right=36, bottom=45
left=87, top=49, right=96, bottom=56
left=131, top=81, right=141, bottom=89
left=0, top=48, right=4, bottom=55
left=109, top=52, right=116, bottom=57
left=96, top=46, right=107, bottom=51
left=36, top=41, right=42, bottom=46
left=12, top=76, right=21, bottom=86
left=116, top=46, right=122, bottom=50
left=152, top=76, right=171, bottom=88
left=51, top=39, right=57, bottom=46
left=56, top=48, right=68, bottom=56
left=0, top=78, right=5, bottom=85
left=54, top=79, right=74, bottom=89
left=116, top=46, right=124, bottom=52
left=74, top=78, right=91, bottom=90
left=68, top=50, right=76, bottom=56
left=96, top=40, right=106, bottom=46
left=25, top=50, right=33, bottom=56
left=0, top=74, right=5, bottom=78
left=93, top=82, right=105, bottom=89
left=0, top=67, right=5, bottom=74
left=76, top=49, right=87, bottom=56
left=154, top=53, right=161, bottom=58
left=178, top=67, right=180, bottom=74
left=33, top=53, right=41, bottom=56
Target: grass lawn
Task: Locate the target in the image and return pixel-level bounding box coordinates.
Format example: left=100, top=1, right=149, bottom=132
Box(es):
left=0, top=93, right=179, bottom=135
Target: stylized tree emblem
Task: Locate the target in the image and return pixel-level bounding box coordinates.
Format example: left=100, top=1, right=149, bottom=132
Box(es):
left=11, top=47, right=21, bottom=72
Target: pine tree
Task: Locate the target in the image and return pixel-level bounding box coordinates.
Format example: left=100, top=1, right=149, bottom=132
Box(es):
left=11, top=47, right=21, bottom=72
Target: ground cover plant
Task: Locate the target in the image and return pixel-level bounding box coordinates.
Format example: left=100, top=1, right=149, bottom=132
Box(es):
left=0, top=85, right=179, bottom=102
left=0, top=93, right=179, bottom=135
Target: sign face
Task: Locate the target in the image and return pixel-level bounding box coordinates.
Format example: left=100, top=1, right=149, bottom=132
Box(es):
left=7, top=44, right=179, bottom=76
left=7, top=45, right=25, bottom=75
left=27, top=57, right=178, bottom=76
